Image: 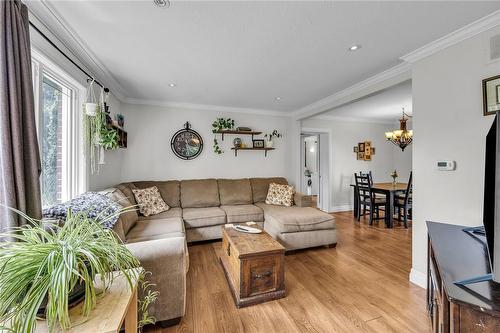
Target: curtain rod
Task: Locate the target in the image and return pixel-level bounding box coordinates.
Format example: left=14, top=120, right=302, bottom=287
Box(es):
left=28, top=21, right=109, bottom=93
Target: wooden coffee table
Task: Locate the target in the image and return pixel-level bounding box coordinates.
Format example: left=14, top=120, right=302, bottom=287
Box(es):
left=220, top=224, right=285, bottom=308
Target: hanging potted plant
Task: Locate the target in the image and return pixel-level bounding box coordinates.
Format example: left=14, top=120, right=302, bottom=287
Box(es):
left=83, top=79, right=99, bottom=116
left=264, top=130, right=282, bottom=148
left=211, top=118, right=235, bottom=154
left=82, top=85, right=107, bottom=173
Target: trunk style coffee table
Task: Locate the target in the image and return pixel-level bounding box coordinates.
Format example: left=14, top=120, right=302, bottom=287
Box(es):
left=220, top=224, right=286, bottom=308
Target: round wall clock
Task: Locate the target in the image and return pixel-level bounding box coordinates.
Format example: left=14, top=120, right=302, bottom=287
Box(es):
left=170, top=122, right=203, bottom=160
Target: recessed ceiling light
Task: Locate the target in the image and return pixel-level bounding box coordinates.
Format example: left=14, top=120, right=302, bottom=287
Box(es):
left=275, top=97, right=281, bottom=101
left=348, top=44, right=361, bottom=51
left=168, top=83, right=176, bottom=87
left=153, top=0, right=170, bottom=8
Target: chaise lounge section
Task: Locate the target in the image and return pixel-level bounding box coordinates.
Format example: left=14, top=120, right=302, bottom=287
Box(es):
left=106, top=177, right=336, bottom=325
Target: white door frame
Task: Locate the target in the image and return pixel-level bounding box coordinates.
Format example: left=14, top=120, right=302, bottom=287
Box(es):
left=300, top=127, right=333, bottom=212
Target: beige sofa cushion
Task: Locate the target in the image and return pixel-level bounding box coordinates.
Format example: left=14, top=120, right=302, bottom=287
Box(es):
left=250, top=177, right=288, bottom=203
left=180, top=179, right=220, bottom=208
left=126, top=217, right=185, bottom=243
left=138, top=207, right=182, bottom=221
left=220, top=204, right=264, bottom=223
left=106, top=187, right=138, bottom=235
left=182, top=207, right=226, bottom=228
left=116, top=183, right=138, bottom=205
left=218, top=179, right=253, bottom=205
left=256, top=202, right=335, bottom=233
left=133, top=181, right=181, bottom=208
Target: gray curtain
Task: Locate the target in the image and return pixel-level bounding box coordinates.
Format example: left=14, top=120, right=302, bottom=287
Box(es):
left=0, top=0, right=42, bottom=230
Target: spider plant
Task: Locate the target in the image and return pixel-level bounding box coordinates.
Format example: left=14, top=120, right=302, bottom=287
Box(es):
left=0, top=208, right=140, bottom=333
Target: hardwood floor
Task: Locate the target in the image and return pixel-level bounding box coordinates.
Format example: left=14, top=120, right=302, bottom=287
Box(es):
left=147, top=212, right=429, bottom=333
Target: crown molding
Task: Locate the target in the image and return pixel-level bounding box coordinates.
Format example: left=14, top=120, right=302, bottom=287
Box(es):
left=401, top=10, right=500, bottom=63
left=293, top=62, right=411, bottom=120
left=310, top=114, right=395, bottom=125
left=27, top=1, right=128, bottom=100
left=123, top=98, right=292, bottom=117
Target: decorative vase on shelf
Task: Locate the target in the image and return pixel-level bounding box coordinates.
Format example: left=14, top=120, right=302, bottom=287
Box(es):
left=390, top=169, right=398, bottom=185
left=265, top=140, right=273, bottom=148
left=233, top=137, right=242, bottom=148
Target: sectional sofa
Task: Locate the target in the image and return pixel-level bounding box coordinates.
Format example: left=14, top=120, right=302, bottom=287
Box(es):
left=106, top=177, right=336, bottom=326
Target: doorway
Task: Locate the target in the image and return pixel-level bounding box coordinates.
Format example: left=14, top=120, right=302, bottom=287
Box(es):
left=300, top=130, right=331, bottom=212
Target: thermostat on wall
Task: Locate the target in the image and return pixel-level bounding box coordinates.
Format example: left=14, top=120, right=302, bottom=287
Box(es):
left=437, top=160, right=456, bottom=171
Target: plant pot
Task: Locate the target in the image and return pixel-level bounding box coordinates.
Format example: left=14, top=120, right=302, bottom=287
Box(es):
left=84, top=103, right=98, bottom=116
left=37, top=280, right=86, bottom=317
left=265, top=140, right=273, bottom=148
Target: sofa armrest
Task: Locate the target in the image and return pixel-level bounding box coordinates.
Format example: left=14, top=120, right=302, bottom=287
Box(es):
left=126, top=236, right=188, bottom=322
left=294, top=192, right=313, bottom=207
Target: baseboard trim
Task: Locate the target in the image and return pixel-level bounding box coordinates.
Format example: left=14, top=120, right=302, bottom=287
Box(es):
left=409, top=268, right=427, bottom=289
left=330, top=205, right=353, bottom=212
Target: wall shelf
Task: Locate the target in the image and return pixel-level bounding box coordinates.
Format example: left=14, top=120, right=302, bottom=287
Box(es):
left=231, top=147, right=274, bottom=157
left=214, top=130, right=262, bottom=141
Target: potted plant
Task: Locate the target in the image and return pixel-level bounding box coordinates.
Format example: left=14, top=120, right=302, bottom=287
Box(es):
left=83, top=80, right=99, bottom=116
left=390, top=169, right=399, bottom=185
left=0, top=208, right=151, bottom=333
left=211, top=118, right=235, bottom=154
left=264, top=130, right=282, bottom=148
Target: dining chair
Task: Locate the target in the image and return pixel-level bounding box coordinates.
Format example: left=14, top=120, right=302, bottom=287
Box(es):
left=359, top=171, right=373, bottom=185
left=354, top=173, right=386, bottom=225
left=394, top=172, right=412, bottom=228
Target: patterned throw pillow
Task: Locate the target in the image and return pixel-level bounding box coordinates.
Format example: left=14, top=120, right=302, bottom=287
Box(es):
left=132, top=186, right=170, bottom=216
left=265, top=183, right=295, bottom=207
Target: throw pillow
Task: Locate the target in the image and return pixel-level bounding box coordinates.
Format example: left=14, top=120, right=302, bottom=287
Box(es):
left=265, top=183, right=295, bottom=207
left=132, top=186, right=170, bottom=216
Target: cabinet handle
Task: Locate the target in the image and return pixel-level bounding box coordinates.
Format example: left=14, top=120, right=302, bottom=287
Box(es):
left=253, top=271, right=272, bottom=279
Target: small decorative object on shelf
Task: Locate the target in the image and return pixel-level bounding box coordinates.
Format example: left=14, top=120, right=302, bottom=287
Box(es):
left=264, top=130, right=282, bottom=148
left=116, top=113, right=125, bottom=128
left=233, top=137, right=242, bottom=148
left=253, top=139, right=264, bottom=148
left=390, top=169, right=398, bottom=185
left=171, top=122, right=203, bottom=160
left=236, top=126, right=252, bottom=132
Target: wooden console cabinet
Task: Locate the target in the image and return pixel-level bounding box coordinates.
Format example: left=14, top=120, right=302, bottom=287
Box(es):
left=427, top=222, right=500, bottom=332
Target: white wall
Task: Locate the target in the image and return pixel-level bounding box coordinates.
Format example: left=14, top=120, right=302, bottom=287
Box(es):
left=411, top=26, right=500, bottom=288
left=119, top=104, right=293, bottom=183
left=300, top=118, right=402, bottom=211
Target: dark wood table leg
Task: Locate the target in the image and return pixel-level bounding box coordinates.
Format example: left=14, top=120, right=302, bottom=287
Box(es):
left=387, top=191, right=395, bottom=228
left=353, top=186, right=358, bottom=218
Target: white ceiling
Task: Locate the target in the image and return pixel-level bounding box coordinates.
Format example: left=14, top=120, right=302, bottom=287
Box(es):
left=33, top=1, right=500, bottom=113
left=313, top=80, right=412, bottom=123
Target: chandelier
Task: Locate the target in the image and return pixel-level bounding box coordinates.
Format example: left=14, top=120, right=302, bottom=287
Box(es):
left=385, top=108, right=413, bottom=151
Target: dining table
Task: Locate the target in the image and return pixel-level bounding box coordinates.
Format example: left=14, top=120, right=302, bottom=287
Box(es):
left=350, top=182, right=408, bottom=228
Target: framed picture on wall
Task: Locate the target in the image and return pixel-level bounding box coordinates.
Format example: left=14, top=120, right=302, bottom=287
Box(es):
left=358, top=143, right=365, bottom=152
left=483, top=75, right=500, bottom=115
left=353, top=146, right=358, bottom=153
left=357, top=152, right=364, bottom=160
left=370, top=147, right=376, bottom=155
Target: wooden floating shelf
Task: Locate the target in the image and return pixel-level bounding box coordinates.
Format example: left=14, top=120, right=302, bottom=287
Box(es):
left=214, top=130, right=262, bottom=141
left=231, top=147, right=275, bottom=157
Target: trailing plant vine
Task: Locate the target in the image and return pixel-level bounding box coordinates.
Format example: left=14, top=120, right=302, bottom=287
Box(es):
left=211, top=118, right=235, bottom=154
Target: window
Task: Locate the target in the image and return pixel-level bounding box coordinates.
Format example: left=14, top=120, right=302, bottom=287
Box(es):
left=32, top=50, right=86, bottom=208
